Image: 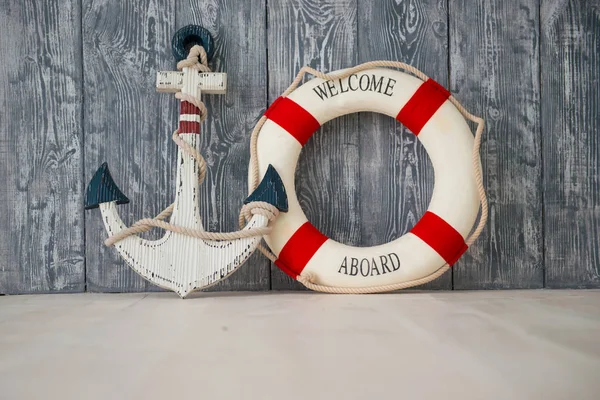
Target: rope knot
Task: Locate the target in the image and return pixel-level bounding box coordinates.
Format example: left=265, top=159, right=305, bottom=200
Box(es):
left=240, top=201, right=279, bottom=225
left=176, top=44, right=210, bottom=71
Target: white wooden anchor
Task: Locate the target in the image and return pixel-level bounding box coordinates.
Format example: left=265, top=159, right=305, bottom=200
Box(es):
left=85, top=48, right=287, bottom=298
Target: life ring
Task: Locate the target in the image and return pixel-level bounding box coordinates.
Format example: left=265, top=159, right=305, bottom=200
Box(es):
left=249, top=63, right=487, bottom=292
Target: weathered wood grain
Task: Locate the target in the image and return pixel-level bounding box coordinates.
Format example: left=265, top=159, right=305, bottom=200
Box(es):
left=541, top=0, right=600, bottom=288
left=358, top=0, right=451, bottom=290
left=450, top=0, right=544, bottom=289
left=176, top=0, right=270, bottom=291
left=0, top=0, right=84, bottom=293
left=83, top=0, right=176, bottom=292
left=268, top=0, right=359, bottom=290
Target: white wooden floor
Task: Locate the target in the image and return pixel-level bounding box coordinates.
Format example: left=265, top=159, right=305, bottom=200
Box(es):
left=1, top=290, right=599, bottom=400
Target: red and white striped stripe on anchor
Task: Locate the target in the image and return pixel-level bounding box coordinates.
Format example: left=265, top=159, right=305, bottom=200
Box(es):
left=252, top=68, right=481, bottom=289
left=179, top=101, right=201, bottom=134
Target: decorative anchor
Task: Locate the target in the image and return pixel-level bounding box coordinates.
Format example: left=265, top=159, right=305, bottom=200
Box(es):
left=84, top=25, right=287, bottom=298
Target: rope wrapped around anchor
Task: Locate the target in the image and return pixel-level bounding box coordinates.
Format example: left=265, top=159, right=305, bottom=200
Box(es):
left=105, top=45, right=278, bottom=247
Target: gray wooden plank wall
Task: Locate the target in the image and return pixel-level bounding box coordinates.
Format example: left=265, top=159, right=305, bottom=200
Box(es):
left=0, top=0, right=598, bottom=294
left=542, top=0, right=600, bottom=288
left=0, top=0, right=85, bottom=294
left=450, top=0, right=544, bottom=289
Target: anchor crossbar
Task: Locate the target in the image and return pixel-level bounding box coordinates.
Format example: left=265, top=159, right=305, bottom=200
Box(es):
left=156, top=71, right=227, bottom=95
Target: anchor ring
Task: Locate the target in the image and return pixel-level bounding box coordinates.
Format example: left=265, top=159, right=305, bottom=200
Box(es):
left=171, top=25, right=215, bottom=62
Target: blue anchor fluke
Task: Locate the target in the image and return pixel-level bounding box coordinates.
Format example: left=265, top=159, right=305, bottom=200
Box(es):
left=85, top=162, right=130, bottom=210
left=244, top=164, right=288, bottom=212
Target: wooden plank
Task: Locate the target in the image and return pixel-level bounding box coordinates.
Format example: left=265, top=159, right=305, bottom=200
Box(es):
left=83, top=0, right=176, bottom=292
left=358, top=0, right=451, bottom=290
left=541, top=0, right=600, bottom=288
left=176, top=0, right=269, bottom=291
left=0, top=0, right=85, bottom=293
left=449, top=0, right=544, bottom=289
left=268, top=0, right=359, bottom=290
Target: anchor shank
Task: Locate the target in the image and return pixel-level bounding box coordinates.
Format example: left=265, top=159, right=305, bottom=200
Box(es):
left=169, top=134, right=203, bottom=230
left=156, top=66, right=227, bottom=230
left=168, top=66, right=207, bottom=229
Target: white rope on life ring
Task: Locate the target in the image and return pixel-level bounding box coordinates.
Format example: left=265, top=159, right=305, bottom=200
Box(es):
left=247, top=62, right=488, bottom=293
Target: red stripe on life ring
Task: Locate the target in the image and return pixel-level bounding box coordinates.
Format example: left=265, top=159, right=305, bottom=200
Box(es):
left=265, top=97, right=321, bottom=146
left=410, top=211, right=468, bottom=266
left=396, top=79, right=450, bottom=135
left=275, top=222, right=329, bottom=278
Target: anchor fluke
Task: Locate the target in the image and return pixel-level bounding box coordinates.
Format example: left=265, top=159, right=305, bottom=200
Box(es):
left=85, top=162, right=130, bottom=210
left=244, top=164, right=288, bottom=212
